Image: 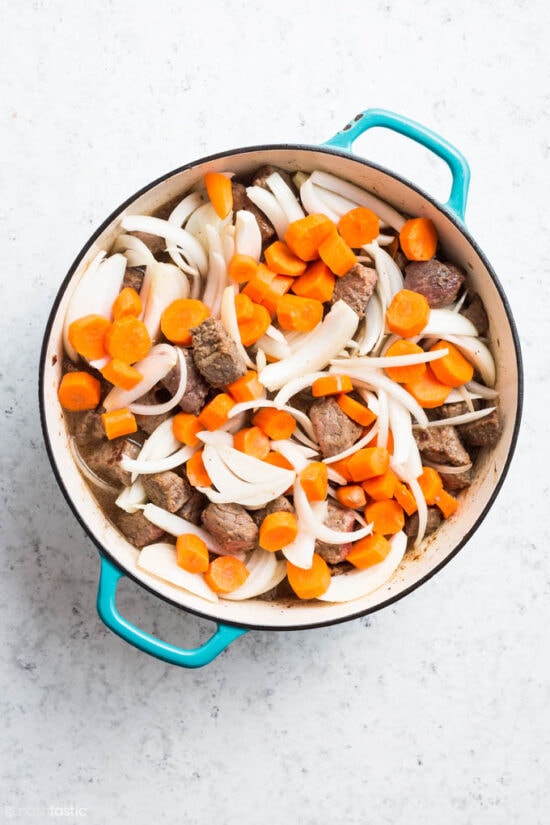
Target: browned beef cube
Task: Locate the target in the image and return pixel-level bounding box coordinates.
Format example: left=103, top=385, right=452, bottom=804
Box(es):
left=201, top=502, right=258, bottom=553
left=460, top=293, right=489, bottom=336
left=252, top=165, right=296, bottom=193
left=405, top=506, right=443, bottom=540
left=122, top=266, right=145, bottom=293
left=404, top=259, right=465, bottom=308
left=175, top=490, right=208, bottom=526
left=72, top=411, right=106, bottom=447
left=331, top=263, right=378, bottom=317
left=191, top=318, right=247, bottom=388
left=86, top=439, right=140, bottom=487
left=309, top=396, right=362, bottom=458
left=142, top=471, right=192, bottom=513
left=251, top=495, right=295, bottom=526
left=315, top=502, right=355, bottom=564
left=114, top=510, right=166, bottom=548
left=162, top=349, right=210, bottom=415
left=232, top=182, right=276, bottom=244
left=413, top=424, right=471, bottom=467
left=458, top=407, right=502, bottom=448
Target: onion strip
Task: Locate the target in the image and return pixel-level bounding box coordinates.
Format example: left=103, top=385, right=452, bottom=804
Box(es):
left=137, top=542, right=218, bottom=603
left=245, top=185, right=289, bottom=238
left=129, top=347, right=188, bottom=415
left=293, top=480, right=373, bottom=545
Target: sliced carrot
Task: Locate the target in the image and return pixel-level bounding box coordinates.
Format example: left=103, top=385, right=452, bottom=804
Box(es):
left=233, top=293, right=254, bottom=324
left=362, top=468, right=398, bottom=501
left=176, top=533, right=210, bottom=574
left=204, top=171, right=233, bottom=219
left=286, top=553, right=331, bottom=600
left=67, top=314, right=111, bottom=361
left=364, top=499, right=405, bottom=535
left=204, top=555, right=249, bottom=594
left=373, top=429, right=394, bottom=455
left=263, top=451, right=294, bottom=471
left=58, top=371, right=101, bottom=411
left=338, top=206, right=380, bottom=247
left=100, top=358, right=143, bottom=390
left=404, top=365, right=453, bottom=408
left=259, top=511, right=299, bottom=552
left=284, top=213, right=336, bottom=261
left=198, top=393, right=235, bottom=431
left=237, top=301, right=271, bottom=346
left=334, top=484, right=367, bottom=510
left=112, top=286, right=142, bottom=319
left=160, top=298, right=210, bottom=346
left=347, top=446, right=390, bottom=482
left=417, top=466, right=444, bottom=505
left=242, top=264, right=294, bottom=312
left=399, top=217, right=438, bottom=261
left=386, top=289, right=430, bottom=337
left=394, top=481, right=418, bottom=516
left=318, top=231, right=358, bottom=277
left=186, top=449, right=211, bottom=488
left=299, top=462, right=328, bottom=502
left=434, top=488, right=459, bottom=518
left=172, top=412, right=202, bottom=446
left=101, top=408, right=138, bottom=440
left=346, top=533, right=391, bottom=569
left=253, top=407, right=296, bottom=440
left=233, top=426, right=271, bottom=460
left=429, top=341, right=474, bottom=387
left=228, top=254, right=259, bottom=284
left=329, top=456, right=354, bottom=482
left=336, top=394, right=377, bottom=427
left=312, top=374, right=353, bottom=397
left=276, top=294, right=324, bottom=332
left=383, top=339, right=427, bottom=384
left=290, top=259, right=336, bottom=302
left=264, top=240, right=308, bottom=277
left=225, top=370, right=264, bottom=403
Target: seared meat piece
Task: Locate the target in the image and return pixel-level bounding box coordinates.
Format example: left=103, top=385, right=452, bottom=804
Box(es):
left=404, top=259, right=465, bottom=308
left=405, top=507, right=443, bottom=540
left=162, top=349, right=210, bottom=415
left=437, top=401, right=502, bottom=448
left=315, top=502, right=355, bottom=564
left=132, top=388, right=173, bottom=435
left=191, top=318, right=247, bottom=387
left=114, top=510, right=166, bottom=548
left=252, top=165, right=296, bottom=193
left=86, top=439, right=140, bottom=487
left=232, top=182, right=276, bottom=244
left=251, top=495, right=295, bottom=526
left=142, top=471, right=192, bottom=513
left=72, top=410, right=106, bottom=447
left=201, top=502, right=259, bottom=554
left=331, top=263, right=377, bottom=317
left=129, top=231, right=166, bottom=259
left=414, top=424, right=473, bottom=490
left=122, top=266, right=145, bottom=293
left=309, top=397, right=362, bottom=458
left=176, top=490, right=208, bottom=526
left=460, top=293, right=489, bottom=336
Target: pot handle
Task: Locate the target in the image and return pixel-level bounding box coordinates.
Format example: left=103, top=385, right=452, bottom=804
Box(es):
left=96, top=555, right=247, bottom=668
left=323, top=107, right=470, bottom=222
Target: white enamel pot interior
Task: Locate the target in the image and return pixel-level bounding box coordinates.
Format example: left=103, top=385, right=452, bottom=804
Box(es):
left=40, top=143, right=523, bottom=633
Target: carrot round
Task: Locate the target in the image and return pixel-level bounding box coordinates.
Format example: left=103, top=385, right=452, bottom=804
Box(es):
left=429, top=341, right=474, bottom=387
left=346, top=533, right=391, bottom=569
left=347, top=446, right=390, bottom=483
left=318, top=231, right=358, bottom=277
left=234, top=292, right=254, bottom=323
left=198, top=393, right=235, bottom=431
left=291, top=259, right=335, bottom=303
left=284, top=213, right=336, bottom=261
left=100, top=358, right=143, bottom=390
left=243, top=265, right=294, bottom=315
left=186, top=449, right=211, bottom=488
left=237, top=301, right=271, bottom=346
left=172, top=412, right=202, bottom=446
left=228, top=254, right=259, bottom=284
left=364, top=499, right=405, bottom=535
left=204, top=555, right=249, bottom=594
left=67, top=314, right=111, bottom=361
left=393, top=481, right=418, bottom=516
left=362, top=468, right=398, bottom=502
left=386, top=289, right=430, bottom=337
left=104, top=316, right=152, bottom=364
left=299, top=461, right=328, bottom=502
left=233, top=426, right=271, bottom=460
left=286, top=553, right=331, bottom=600
left=404, top=365, right=452, bottom=408
left=338, top=206, right=380, bottom=247
left=383, top=339, right=427, bottom=384
left=417, top=466, right=444, bottom=505
left=58, top=371, right=101, bottom=411
left=176, top=533, right=210, bottom=574
left=204, top=172, right=233, bottom=219
left=399, top=217, right=438, bottom=261
left=329, top=456, right=354, bottom=482
left=434, top=488, right=459, bottom=518
left=160, top=298, right=210, bottom=346
left=225, top=370, right=264, bottom=403
left=336, top=394, right=377, bottom=427
left=264, top=240, right=308, bottom=277
left=101, top=408, right=138, bottom=440
left=253, top=407, right=296, bottom=440
left=276, top=294, right=324, bottom=332
left=312, top=374, right=353, bottom=397
left=334, top=484, right=367, bottom=510
left=259, top=511, right=299, bottom=551
left=112, top=286, right=142, bottom=319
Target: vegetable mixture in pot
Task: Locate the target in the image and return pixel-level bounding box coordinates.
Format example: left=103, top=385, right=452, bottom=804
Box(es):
left=57, top=164, right=502, bottom=605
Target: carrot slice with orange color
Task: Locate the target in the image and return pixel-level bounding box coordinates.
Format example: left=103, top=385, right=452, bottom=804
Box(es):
left=233, top=426, right=271, bottom=460
left=347, top=446, right=390, bottom=482
left=104, top=316, right=152, bottom=364
left=228, top=254, right=259, bottom=284
left=318, top=231, right=357, bottom=276
left=291, top=259, right=335, bottom=302
left=429, top=341, right=474, bottom=387
left=259, top=511, right=299, bottom=551
left=335, top=394, right=377, bottom=427
left=286, top=553, right=331, bottom=600
left=160, top=298, right=210, bottom=346
left=346, top=533, right=391, bottom=569
left=68, top=314, right=111, bottom=361
left=364, top=499, right=405, bottom=535
left=58, top=371, right=101, bottom=411
left=198, top=393, right=235, bottom=431
left=386, top=289, right=430, bottom=337
left=284, top=213, right=336, bottom=261
left=186, top=450, right=211, bottom=488
left=299, top=462, right=328, bottom=502
left=172, top=412, right=202, bottom=446
left=100, top=359, right=143, bottom=390
left=338, top=206, right=380, bottom=247
left=204, top=555, right=249, bottom=594
left=404, top=365, right=452, bottom=408
left=204, top=172, right=233, bottom=219
left=101, top=408, right=138, bottom=440
left=383, top=339, right=427, bottom=384
left=253, top=407, right=296, bottom=440
left=264, top=240, right=308, bottom=277
left=112, top=287, right=142, bottom=319
left=276, top=294, right=324, bottom=332
left=334, top=484, right=367, bottom=510
left=311, top=374, right=353, bottom=397
left=225, top=370, right=264, bottom=403
left=399, top=217, right=438, bottom=261
left=176, top=534, right=210, bottom=574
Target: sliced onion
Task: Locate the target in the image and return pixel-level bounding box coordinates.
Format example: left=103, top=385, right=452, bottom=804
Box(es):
left=272, top=371, right=330, bottom=407
left=418, top=405, right=497, bottom=429
left=120, top=214, right=208, bottom=275
left=234, top=210, right=262, bottom=261
left=197, top=430, right=234, bottom=448
left=103, top=344, right=178, bottom=412
left=266, top=171, right=305, bottom=222
left=201, top=445, right=270, bottom=502
left=391, top=437, right=422, bottom=484
left=222, top=549, right=287, bottom=601
left=358, top=292, right=384, bottom=356
left=387, top=395, right=414, bottom=466
left=137, top=542, right=218, bottom=603
left=220, top=285, right=256, bottom=369
left=202, top=237, right=229, bottom=319
left=254, top=334, right=292, bottom=361
left=245, top=185, right=289, bottom=238
left=136, top=416, right=180, bottom=462
left=168, top=191, right=205, bottom=227
left=112, top=234, right=156, bottom=266
left=141, top=503, right=230, bottom=556
left=293, top=479, right=372, bottom=545
left=216, top=444, right=295, bottom=486
left=443, top=334, right=496, bottom=388
left=330, top=364, right=429, bottom=427
left=129, top=347, right=188, bottom=415
left=375, top=389, right=389, bottom=449
left=420, top=309, right=479, bottom=338
left=270, top=439, right=318, bottom=472
left=317, top=532, right=407, bottom=602
left=331, top=347, right=448, bottom=371
left=423, top=459, right=473, bottom=474
left=466, top=380, right=499, bottom=400
left=309, top=170, right=406, bottom=231
left=228, top=398, right=315, bottom=440
left=139, top=262, right=189, bottom=341
left=121, top=444, right=196, bottom=475
left=281, top=500, right=326, bottom=569
left=364, top=240, right=403, bottom=299
left=299, top=177, right=340, bottom=222
left=115, top=477, right=147, bottom=514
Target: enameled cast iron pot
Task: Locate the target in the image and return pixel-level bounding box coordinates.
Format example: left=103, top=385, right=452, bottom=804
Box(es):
left=39, top=109, right=523, bottom=668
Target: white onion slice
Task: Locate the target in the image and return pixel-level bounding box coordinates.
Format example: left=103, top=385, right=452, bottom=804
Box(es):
left=465, top=380, right=499, bottom=400
left=137, top=542, right=218, bottom=603
left=115, top=477, right=147, bottom=514
left=420, top=309, right=479, bottom=338
left=387, top=395, right=414, bottom=466
left=299, top=177, right=340, bottom=222
left=281, top=500, right=326, bottom=569
left=222, top=549, right=287, bottom=601
left=272, top=371, right=330, bottom=407
left=121, top=444, right=196, bottom=475
left=102, top=344, right=178, bottom=412
left=331, top=348, right=448, bottom=371
left=293, top=480, right=372, bottom=545
left=309, top=170, right=406, bottom=231
left=139, top=262, right=189, bottom=341
left=245, top=185, right=289, bottom=238
left=442, top=334, right=496, bottom=388
left=266, top=171, right=305, bottom=222
left=220, top=285, right=256, bottom=369
left=418, top=406, right=497, bottom=429
left=228, top=398, right=315, bottom=440
left=364, top=240, right=403, bottom=299
left=358, top=292, right=384, bottom=356
left=423, top=460, right=473, bottom=474
left=120, top=215, right=208, bottom=275
left=254, top=334, right=292, bottom=361
left=112, top=234, right=156, bottom=266
left=234, top=210, right=262, bottom=261
left=140, top=503, right=230, bottom=556
left=168, top=191, right=205, bottom=227
left=270, top=439, right=317, bottom=472
left=216, top=444, right=295, bottom=486
left=129, top=347, right=187, bottom=416
left=317, top=532, right=407, bottom=602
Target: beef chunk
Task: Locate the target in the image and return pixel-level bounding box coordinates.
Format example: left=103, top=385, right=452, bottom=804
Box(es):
left=405, top=506, right=443, bottom=540
left=114, top=510, right=166, bottom=548
left=404, top=259, right=465, bottom=308
left=315, top=502, right=355, bottom=564
left=72, top=411, right=106, bottom=447
left=436, top=401, right=502, bottom=448
left=331, top=263, right=377, bottom=317
left=232, top=182, right=276, bottom=244
left=132, top=388, right=173, bottom=435
left=122, top=266, right=145, bottom=293
left=414, top=424, right=472, bottom=490
left=162, top=349, right=210, bottom=415
left=175, top=490, right=208, bottom=526
left=460, top=293, right=489, bottom=336
left=142, top=471, right=192, bottom=513
left=191, top=318, right=247, bottom=387
left=86, top=439, right=140, bottom=487
left=128, top=231, right=166, bottom=259
left=309, top=396, right=362, bottom=458
left=201, top=502, right=259, bottom=553
left=252, top=165, right=296, bottom=192
left=251, top=495, right=295, bottom=526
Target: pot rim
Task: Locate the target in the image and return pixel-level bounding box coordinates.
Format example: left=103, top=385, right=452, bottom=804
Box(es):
left=39, top=141, right=524, bottom=632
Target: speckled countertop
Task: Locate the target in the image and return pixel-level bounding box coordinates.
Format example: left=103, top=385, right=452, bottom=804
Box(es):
left=1, top=2, right=549, bottom=823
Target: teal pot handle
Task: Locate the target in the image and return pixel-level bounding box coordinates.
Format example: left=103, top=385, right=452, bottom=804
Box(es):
left=96, top=555, right=247, bottom=668
left=323, top=107, right=470, bottom=222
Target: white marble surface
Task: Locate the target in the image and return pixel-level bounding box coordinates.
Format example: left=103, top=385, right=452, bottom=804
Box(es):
left=1, top=1, right=549, bottom=823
